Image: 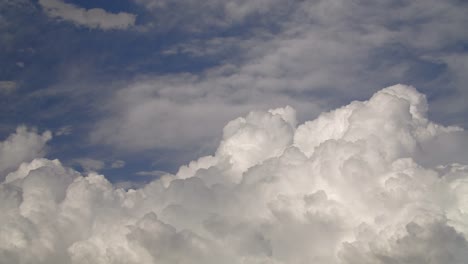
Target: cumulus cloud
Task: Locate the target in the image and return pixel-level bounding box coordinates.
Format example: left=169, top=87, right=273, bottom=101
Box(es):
left=1, top=85, right=468, bottom=263
left=39, top=0, right=136, bottom=30
left=0, top=126, right=51, bottom=179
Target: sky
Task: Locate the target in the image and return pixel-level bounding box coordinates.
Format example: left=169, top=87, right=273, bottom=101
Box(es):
left=1, top=1, right=468, bottom=263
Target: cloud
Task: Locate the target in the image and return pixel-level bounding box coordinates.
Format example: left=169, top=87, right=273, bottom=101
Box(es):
left=1, top=85, right=468, bottom=263
left=0, top=126, right=51, bottom=179
left=55, top=125, right=72, bottom=136
left=0, top=81, right=17, bottom=94
left=90, top=71, right=323, bottom=152
left=71, top=159, right=126, bottom=172
left=90, top=0, right=468, bottom=154
left=39, top=0, right=136, bottom=30
left=110, top=160, right=126, bottom=169
left=136, top=170, right=169, bottom=177
left=71, top=158, right=105, bottom=172
left=132, top=0, right=285, bottom=31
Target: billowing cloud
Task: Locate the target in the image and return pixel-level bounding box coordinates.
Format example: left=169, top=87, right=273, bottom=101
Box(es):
left=39, top=0, right=136, bottom=30
left=1, top=85, right=467, bottom=263
left=0, top=126, right=51, bottom=179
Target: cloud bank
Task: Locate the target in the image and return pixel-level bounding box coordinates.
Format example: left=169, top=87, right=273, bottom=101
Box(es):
left=0, top=81, right=17, bottom=94
left=90, top=0, right=468, bottom=153
left=1, top=85, right=468, bottom=263
left=39, top=0, right=136, bottom=30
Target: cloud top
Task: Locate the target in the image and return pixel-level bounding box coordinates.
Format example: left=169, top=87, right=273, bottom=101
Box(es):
left=1, top=85, right=467, bottom=263
left=0, top=126, right=51, bottom=178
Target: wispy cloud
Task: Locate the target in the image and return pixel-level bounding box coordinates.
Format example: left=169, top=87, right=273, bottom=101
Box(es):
left=88, top=0, right=468, bottom=154
left=0, top=81, right=17, bottom=94
left=39, top=0, right=136, bottom=30
left=135, top=169, right=169, bottom=177
left=55, top=125, right=72, bottom=136
left=71, top=157, right=105, bottom=172
left=111, top=160, right=126, bottom=169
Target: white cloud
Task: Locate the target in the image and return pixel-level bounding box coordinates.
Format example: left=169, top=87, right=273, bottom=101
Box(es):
left=0, top=126, right=51, bottom=179
left=39, top=0, right=136, bottom=30
left=90, top=71, right=323, bottom=151
left=1, top=85, right=468, bottom=263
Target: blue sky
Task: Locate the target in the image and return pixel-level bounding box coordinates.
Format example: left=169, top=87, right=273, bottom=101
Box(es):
left=1, top=0, right=467, bottom=183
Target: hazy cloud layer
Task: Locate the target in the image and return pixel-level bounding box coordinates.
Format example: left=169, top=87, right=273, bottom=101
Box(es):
left=132, top=0, right=287, bottom=31
left=0, top=81, right=17, bottom=94
left=1, top=85, right=467, bottom=263
left=90, top=0, right=468, bottom=152
left=91, top=74, right=321, bottom=151
left=39, top=0, right=136, bottom=30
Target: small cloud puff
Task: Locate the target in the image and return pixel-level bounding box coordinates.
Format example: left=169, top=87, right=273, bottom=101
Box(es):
left=1, top=85, right=467, bottom=263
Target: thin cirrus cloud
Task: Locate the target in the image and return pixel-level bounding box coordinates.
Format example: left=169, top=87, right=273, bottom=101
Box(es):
left=1, top=85, right=468, bottom=263
left=38, top=0, right=136, bottom=30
